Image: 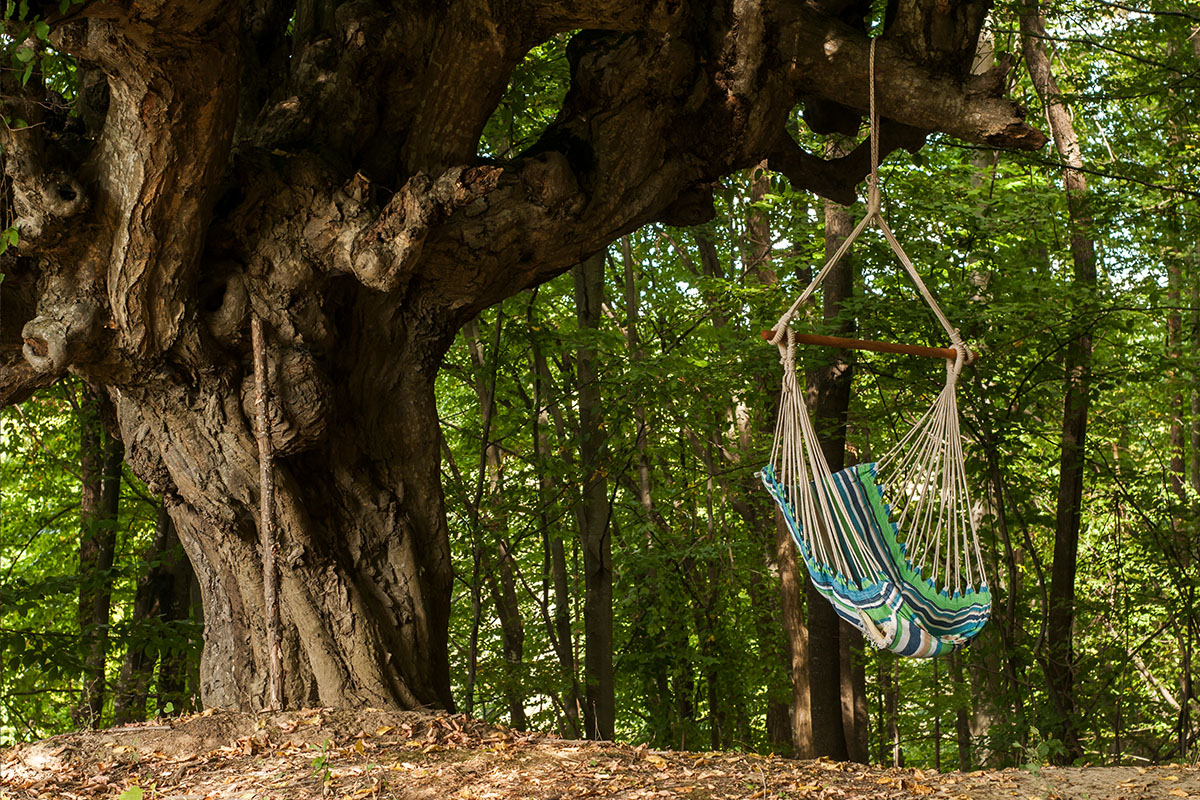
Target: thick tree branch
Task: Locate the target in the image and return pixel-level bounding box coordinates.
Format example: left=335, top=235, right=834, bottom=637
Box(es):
left=224, top=154, right=504, bottom=313
left=52, top=9, right=239, bottom=359
left=340, top=166, right=504, bottom=292
left=768, top=120, right=929, bottom=205
left=226, top=1, right=1043, bottom=341
left=779, top=11, right=1045, bottom=149
left=394, top=13, right=1043, bottom=317
left=0, top=122, right=88, bottom=246
left=0, top=263, right=57, bottom=403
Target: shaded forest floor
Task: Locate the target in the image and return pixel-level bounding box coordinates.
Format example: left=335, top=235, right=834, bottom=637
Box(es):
left=1, top=708, right=1197, bottom=799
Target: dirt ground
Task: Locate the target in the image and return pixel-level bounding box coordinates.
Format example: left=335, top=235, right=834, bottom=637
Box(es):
left=1, top=708, right=1196, bottom=799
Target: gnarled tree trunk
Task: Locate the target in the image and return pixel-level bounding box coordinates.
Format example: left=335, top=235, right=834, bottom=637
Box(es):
left=0, top=0, right=1043, bottom=711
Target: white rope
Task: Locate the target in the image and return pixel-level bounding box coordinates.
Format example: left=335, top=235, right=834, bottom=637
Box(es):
left=765, top=38, right=987, bottom=600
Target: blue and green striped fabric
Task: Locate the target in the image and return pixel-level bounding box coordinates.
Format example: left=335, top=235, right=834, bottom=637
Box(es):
left=760, top=462, right=991, bottom=658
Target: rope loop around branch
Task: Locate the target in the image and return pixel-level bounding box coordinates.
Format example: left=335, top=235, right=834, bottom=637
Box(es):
left=765, top=37, right=974, bottom=363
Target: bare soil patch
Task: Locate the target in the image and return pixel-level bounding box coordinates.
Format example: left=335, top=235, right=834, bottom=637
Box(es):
left=1, top=708, right=1196, bottom=799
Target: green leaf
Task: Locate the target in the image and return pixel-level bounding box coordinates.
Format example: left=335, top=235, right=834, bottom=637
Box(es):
left=0, top=227, right=17, bottom=255
left=14, top=45, right=35, bottom=63
left=117, top=787, right=144, bottom=800
left=33, top=20, right=48, bottom=41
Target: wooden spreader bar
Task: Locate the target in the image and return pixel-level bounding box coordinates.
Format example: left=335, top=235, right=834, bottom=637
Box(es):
left=760, top=330, right=971, bottom=362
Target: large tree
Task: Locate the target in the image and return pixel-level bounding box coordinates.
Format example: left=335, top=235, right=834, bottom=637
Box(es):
left=0, top=0, right=1043, bottom=712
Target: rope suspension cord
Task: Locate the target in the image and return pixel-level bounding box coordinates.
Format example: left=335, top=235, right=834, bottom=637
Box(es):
left=760, top=38, right=991, bottom=659
left=767, top=40, right=970, bottom=364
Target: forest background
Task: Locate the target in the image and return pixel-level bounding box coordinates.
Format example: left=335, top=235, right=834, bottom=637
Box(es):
left=1, top=0, right=1198, bottom=775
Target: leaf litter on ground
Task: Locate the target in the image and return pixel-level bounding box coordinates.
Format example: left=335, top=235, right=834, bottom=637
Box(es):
left=1, top=708, right=1197, bottom=799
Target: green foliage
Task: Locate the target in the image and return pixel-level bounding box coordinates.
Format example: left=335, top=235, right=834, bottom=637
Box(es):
left=0, top=380, right=199, bottom=744
left=480, top=34, right=571, bottom=157
left=311, top=738, right=333, bottom=784
left=1, top=1, right=1197, bottom=772
left=0, top=227, right=19, bottom=255
left=439, top=5, right=1200, bottom=767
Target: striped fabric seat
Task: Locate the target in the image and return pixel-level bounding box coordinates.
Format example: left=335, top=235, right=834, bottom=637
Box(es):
left=761, top=42, right=991, bottom=657
left=761, top=462, right=991, bottom=658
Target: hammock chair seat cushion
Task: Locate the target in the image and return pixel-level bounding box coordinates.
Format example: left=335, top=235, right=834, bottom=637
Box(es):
left=761, top=462, right=991, bottom=658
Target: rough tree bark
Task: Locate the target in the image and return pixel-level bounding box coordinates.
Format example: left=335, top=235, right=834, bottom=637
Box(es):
left=250, top=314, right=283, bottom=711
left=0, top=0, right=1043, bottom=711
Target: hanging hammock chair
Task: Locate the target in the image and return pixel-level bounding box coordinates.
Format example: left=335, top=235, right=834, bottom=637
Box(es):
left=760, top=41, right=991, bottom=659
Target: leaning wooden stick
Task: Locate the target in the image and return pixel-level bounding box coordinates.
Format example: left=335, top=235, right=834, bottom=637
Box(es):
left=760, top=330, right=975, bottom=362
left=252, top=314, right=284, bottom=710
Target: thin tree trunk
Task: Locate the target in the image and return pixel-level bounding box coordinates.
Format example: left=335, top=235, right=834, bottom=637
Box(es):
left=463, top=544, right=483, bottom=715
left=882, top=656, right=903, bottom=766
left=950, top=651, right=972, bottom=770
left=1166, top=217, right=1191, bottom=756
left=621, top=235, right=699, bottom=747
left=962, top=34, right=1004, bottom=768
left=74, top=386, right=122, bottom=729
left=840, top=390, right=868, bottom=764
left=806, top=141, right=858, bottom=760
left=533, top=343, right=583, bottom=737
left=806, top=577, right=847, bottom=757
left=776, top=513, right=814, bottom=756
left=739, top=167, right=814, bottom=757
left=985, top=449, right=1029, bottom=762
left=550, top=532, right=581, bottom=735
left=152, top=504, right=198, bottom=715
left=464, top=315, right=528, bottom=730
left=841, top=625, right=869, bottom=762
left=699, top=437, right=725, bottom=751
left=1187, top=243, right=1200, bottom=756
left=482, top=539, right=528, bottom=730
left=113, top=504, right=169, bottom=724
left=114, top=502, right=198, bottom=722
left=1021, top=1, right=1095, bottom=764
left=573, top=252, right=614, bottom=740
left=621, top=236, right=654, bottom=519
left=934, top=659, right=942, bottom=771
